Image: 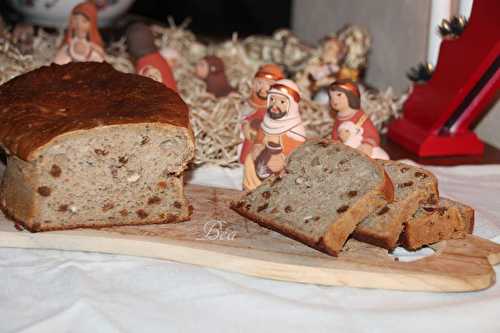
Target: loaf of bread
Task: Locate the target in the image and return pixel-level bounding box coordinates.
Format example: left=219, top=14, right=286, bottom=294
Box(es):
left=399, top=198, right=474, bottom=250
left=0, top=62, right=195, bottom=232
left=231, top=139, right=394, bottom=256
left=352, top=160, right=439, bottom=250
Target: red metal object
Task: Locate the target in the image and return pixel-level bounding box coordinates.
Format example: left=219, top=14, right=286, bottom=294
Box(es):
left=388, top=0, right=500, bottom=157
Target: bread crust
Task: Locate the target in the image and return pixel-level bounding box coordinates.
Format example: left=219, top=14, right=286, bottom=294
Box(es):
left=0, top=62, right=193, bottom=161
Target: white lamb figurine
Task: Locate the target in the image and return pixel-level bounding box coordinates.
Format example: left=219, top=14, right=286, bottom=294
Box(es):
left=338, top=121, right=390, bottom=160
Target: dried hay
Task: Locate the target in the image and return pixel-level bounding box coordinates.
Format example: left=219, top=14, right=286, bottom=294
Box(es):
left=0, top=20, right=405, bottom=167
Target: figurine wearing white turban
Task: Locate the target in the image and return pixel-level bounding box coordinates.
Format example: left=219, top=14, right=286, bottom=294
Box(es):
left=243, top=79, right=306, bottom=191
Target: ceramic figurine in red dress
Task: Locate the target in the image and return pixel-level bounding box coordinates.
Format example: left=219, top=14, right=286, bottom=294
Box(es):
left=243, top=79, right=306, bottom=191
left=239, top=64, right=285, bottom=164
left=126, top=22, right=177, bottom=92
left=330, top=80, right=389, bottom=159
left=54, top=2, right=106, bottom=65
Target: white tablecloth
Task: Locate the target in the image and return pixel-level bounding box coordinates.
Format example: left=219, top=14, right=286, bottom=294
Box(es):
left=1, top=163, right=500, bottom=333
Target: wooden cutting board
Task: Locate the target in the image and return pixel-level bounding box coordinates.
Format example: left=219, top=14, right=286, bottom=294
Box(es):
left=0, top=184, right=499, bottom=292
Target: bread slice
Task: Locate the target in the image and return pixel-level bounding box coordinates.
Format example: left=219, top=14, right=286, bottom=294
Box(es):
left=231, top=139, right=394, bottom=256
left=399, top=198, right=474, bottom=250
left=0, top=62, right=195, bottom=232
left=352, top=160, right=439, bottom=250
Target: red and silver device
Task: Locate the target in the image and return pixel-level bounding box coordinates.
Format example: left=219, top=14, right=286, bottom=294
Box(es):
left=389, top=0, right=499, bottom=156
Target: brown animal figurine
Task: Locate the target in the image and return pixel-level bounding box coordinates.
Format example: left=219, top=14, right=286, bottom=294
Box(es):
left=12, top=23, right=35, bottom=55
left=195, top=55, right=235, bottom=98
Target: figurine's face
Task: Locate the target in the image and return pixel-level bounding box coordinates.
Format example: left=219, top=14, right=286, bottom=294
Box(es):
left=267, top=93, right=289, bottom=120
left=329, top=90, right=350, bottom=112
left=253, top=77, right=274, bottom=100
left=71, top=14, right=90, bottom=39
left=196, top=60, right=209, bottom=79
left=322, top=40, right=341, bottom=62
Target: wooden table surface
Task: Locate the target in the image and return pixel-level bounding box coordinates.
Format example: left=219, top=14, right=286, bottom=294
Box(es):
left=381, top=135, right=500, bottom=166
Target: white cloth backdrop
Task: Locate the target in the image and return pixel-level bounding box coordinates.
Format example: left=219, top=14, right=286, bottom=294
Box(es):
left=1, top=162, right=500, bottom=333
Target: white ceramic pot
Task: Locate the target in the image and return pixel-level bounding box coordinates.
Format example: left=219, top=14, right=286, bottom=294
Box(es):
left=7, top=0, right=135, bottom=28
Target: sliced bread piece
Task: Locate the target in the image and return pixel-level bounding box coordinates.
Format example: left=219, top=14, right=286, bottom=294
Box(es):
left=231, top=139, right=394, bottom=256
left=399, top=198, right=474, bottom=250
left=352, top=160, right=439, bottom=250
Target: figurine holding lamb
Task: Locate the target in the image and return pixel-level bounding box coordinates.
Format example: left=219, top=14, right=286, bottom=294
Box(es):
left=329, top=80, right=389, bottom=160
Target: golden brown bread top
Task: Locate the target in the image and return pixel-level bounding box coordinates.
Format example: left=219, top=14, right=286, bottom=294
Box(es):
left=0, top=62, right=191, bottom=161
